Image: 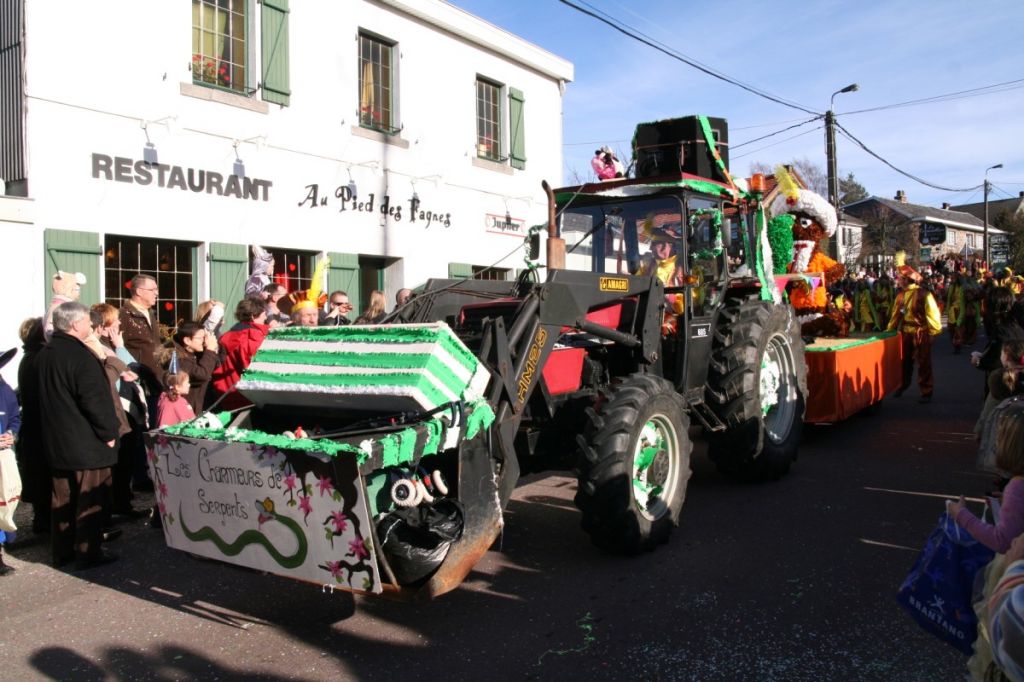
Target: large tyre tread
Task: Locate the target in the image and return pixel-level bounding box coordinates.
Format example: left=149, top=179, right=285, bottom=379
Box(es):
left=575, top=375, right=692, bottom=554
left=706, top=298, right=807, bottom=482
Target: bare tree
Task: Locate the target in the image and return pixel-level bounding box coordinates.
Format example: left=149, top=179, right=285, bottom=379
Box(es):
left=747, top=158, right=827, bottom=196
left=856, top=204, right=920, bottom=269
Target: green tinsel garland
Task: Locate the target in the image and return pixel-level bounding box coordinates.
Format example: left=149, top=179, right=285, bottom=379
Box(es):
left=688, top=208, right=724, bottom=260
left=767, top=214, right=795, bottom=275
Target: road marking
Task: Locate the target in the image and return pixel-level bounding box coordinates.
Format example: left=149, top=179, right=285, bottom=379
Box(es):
left=859, top=538, right=918, bottom=552
left=863, top=486, right=984, bottom=503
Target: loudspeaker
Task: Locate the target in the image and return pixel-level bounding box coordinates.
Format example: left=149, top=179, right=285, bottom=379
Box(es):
left=633, top=116, right=729, bottom=181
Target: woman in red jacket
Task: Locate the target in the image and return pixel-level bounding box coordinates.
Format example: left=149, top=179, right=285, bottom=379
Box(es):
left=209, top=298, right=269, bottom=410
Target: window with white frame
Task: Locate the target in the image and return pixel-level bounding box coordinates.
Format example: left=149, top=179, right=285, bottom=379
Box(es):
left=476, top=78, right=503, bottom=161
left=359, top=32, right=397, bottom=133
left=192, top=0, right=248, bottom=93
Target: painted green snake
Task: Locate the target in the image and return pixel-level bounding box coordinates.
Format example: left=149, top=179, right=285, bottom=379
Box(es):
left=179, top=498, right=309, bottom=569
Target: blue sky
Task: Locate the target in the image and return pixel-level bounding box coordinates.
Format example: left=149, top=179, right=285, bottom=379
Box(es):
left=454, top=0, right=1024, bottom=209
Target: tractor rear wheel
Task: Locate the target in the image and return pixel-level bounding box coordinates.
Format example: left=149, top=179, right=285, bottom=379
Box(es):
left=707, top=298, right=806, bottom=481
left=575, top=374, right=692, bottom=554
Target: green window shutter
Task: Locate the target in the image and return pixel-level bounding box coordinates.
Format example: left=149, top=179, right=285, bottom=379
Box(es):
left=327, top=252, right=361, bottom=315
left=43, top=229, right=101, bottom=307
left=509, top=87, right=526, bottom=170
left=448, top=263, right=474, bottom=279
left=261, top=0, right=291, bottom=106
left=209, top=242, right=248, bottom=307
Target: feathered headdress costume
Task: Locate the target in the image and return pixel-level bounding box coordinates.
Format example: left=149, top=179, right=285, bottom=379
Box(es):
left=769, top=166, right=838, bottom=237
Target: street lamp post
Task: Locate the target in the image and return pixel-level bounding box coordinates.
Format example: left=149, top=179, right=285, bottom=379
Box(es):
left=984, top=163, right=1003, bottom=267
left=825, top=83, right=858, bottom=262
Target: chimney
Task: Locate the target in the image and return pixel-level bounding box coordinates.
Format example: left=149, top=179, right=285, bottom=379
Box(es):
left=942, top=203, right=951, bottom=210
left=895, top=190, right=907, bottom=203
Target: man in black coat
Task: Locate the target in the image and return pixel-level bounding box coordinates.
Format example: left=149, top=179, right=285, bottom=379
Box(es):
left=38, top=302, right=121, bottom=569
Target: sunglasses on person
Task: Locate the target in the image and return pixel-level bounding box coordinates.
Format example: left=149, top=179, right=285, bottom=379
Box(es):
left=331, top=300, right=352, bottom=307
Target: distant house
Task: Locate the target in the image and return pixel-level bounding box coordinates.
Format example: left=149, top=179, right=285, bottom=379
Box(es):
left=951, top=192, right=1024, bottom=225
left=844, top=190, right=1004, bottom=266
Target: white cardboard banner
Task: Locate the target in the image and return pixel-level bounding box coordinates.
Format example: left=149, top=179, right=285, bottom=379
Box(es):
left=146, top=433, right=382, bottom=594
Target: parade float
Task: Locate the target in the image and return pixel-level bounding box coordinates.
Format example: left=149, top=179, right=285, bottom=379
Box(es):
left=764, top=166, right=901, bottom=423
left=145, top=114, right=897, bottom=600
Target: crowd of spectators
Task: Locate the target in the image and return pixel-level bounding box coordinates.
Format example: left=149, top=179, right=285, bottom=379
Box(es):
left=0, top=275, right=412, bottom=573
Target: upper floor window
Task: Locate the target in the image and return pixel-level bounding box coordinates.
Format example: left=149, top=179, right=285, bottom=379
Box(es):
left=192, top=0, right=248, bottom=94
left=359, top=33, right=397, bottom=133
left=474, top=77, right=526, bottom=170
left=476, top=78, right=503, bottom=162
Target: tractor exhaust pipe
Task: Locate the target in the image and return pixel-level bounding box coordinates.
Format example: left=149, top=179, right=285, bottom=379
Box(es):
left=543, top=180, right=565, bottom=271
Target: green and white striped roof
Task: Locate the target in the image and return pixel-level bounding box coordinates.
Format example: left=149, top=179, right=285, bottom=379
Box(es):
left=236, top=323, right=490, bottom=413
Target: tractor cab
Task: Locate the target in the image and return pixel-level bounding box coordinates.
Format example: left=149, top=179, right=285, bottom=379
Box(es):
left=552, top=181, right=762, bottom=393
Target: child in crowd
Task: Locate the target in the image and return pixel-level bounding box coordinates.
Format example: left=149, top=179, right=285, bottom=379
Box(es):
left=157, top=371, right=195, bottom=428
left=951, top=405, right=1024, bottom=553
left=975, top=340, right=1024, bottom=437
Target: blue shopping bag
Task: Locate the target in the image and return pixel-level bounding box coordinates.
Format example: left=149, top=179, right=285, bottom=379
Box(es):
left=897, top=512, right=995, bottom=654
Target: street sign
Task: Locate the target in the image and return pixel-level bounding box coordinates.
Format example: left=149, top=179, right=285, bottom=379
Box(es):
left=919, top=222, right=946, bottom=246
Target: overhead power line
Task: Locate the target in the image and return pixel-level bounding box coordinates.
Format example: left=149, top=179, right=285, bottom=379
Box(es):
left=844, top=78, right=1024, bottom=116
left=731, top=116, right=823, bottom=150
left=834, top=122, right=983, bottom=193
left=558, top=0, right=820, bottom=115
left=731, top=125, right=825, bottom=161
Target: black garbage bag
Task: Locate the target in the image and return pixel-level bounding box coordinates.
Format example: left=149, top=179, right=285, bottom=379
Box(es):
left=377, top=498, right=465, bottom=585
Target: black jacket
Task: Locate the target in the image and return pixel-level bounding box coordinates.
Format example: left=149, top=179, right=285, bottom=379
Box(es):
left=37, top=331, right=120, bottom=470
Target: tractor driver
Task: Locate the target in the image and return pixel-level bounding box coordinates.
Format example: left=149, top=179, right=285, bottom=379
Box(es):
left=635, top=224, right=686, bottom=331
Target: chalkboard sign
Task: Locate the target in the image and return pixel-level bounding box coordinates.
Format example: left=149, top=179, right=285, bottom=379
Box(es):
left=919, top=222, right=947, bottom=246
left=990, top=233, right=1010, bottom=268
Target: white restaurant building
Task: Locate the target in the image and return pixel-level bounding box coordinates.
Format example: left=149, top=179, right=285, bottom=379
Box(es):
left=0, top=0, right=573, bottom=383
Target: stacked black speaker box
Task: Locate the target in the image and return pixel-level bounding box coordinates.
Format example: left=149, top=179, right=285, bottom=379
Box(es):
left=632, top=116, right=729, bottom=181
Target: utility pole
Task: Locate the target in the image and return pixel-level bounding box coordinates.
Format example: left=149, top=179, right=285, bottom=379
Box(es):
left=984, top=163, right=1003, bottom=267
left=825, top=83, right=858, bottom=263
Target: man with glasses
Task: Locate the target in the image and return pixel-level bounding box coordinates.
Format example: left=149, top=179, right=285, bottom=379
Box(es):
left=320, top=290, right=354, bottom=326
left=119, top=274, right=162, bottom=491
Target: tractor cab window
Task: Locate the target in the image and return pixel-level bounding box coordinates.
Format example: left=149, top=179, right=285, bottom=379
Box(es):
left=724, top=204, right=752, bottom=278
left=559, top=196, right=683, bottom=275
left=686, top=197, right=727, bottom=316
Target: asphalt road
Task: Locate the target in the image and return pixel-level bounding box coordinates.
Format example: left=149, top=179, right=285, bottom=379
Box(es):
left=1, top=332, right=987, bottom=681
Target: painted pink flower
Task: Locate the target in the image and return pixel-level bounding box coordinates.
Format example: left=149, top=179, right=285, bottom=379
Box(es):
left=326, top=560, right=343, bottom=579
left=330, top=511, right=348, bottom=534
left=158, top=482, right=168, bottom=499
left=146, top=447, right=158, bottom=463
left=298, top=495, right=312, bottom=516
left=348, top=536, right=369, bottom=560
left=156, top=434, right=169, bottom=447
left=157, top=501, right=167, bottom=516
left=283, top=473, right=298, bottom=492
left=316, top=475, right=334, bottom=497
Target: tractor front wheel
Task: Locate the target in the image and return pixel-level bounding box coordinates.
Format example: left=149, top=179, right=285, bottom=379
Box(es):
left=575, top=374, right=692, bottom=554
